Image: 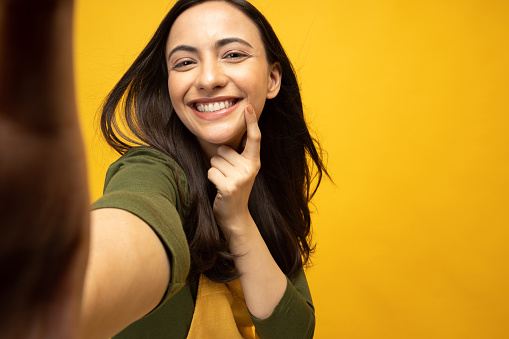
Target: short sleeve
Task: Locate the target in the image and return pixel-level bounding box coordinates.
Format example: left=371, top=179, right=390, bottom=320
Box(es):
left=92, top=147, right=190, bottom=308
left=251, top=269, right=315, bottom=339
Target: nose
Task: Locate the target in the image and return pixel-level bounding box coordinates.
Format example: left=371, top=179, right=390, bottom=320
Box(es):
left=196, top=56, right=227, bottom=92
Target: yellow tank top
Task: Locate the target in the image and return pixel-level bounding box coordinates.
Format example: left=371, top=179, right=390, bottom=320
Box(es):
left=187, top=274, right=260, bottom=339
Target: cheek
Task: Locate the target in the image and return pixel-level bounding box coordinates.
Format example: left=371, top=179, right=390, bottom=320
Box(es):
left=250, top=78, right=270, bottom=113
left=233, top=70, right=269, bottom=111
left=167, top=77, right=191, bottom=130
left=167, top=78, right=180, bottom=105
left=167, top=71, right=190, bottom=97
left=168, top=71, right=196, bottom=110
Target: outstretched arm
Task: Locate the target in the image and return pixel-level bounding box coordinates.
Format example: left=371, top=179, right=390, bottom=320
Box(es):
left=0, top=0, right=89, bottom=337
left=1, top=3, right=173, bottom=338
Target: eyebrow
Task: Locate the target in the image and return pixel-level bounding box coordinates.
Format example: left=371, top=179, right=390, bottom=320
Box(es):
left=167, top=45, right=198, bottom=60
left=214, top=37, right=253, bottom=49
left=167, top=37, right=253, bottom=60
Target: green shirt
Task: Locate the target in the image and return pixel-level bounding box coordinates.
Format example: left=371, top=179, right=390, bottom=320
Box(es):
left=93, top=147, right=315, bottom=338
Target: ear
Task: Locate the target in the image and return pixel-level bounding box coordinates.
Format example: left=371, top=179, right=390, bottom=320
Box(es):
left=266, top=62, right=282, bottom=99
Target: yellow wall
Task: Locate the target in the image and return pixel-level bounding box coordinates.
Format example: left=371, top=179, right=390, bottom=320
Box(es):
left=75, top=0, right=509, bottom=337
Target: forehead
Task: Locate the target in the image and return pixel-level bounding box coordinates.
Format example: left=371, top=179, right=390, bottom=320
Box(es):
left=166, top=1, right=263, bottom=50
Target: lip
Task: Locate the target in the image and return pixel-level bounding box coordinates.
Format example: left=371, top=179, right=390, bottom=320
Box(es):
left=188, top=96, right=242, bottom=121
left=188, top=96, right=239, bottom=105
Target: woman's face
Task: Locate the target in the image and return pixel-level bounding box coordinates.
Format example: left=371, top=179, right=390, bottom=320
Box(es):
left=165, top=1, right=281, bottom=158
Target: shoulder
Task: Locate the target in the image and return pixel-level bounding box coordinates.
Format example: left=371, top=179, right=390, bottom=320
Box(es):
left=97, top=147, right=189, bottom=216
left=107, top=147, right=185, bottom=181
left=105, top=147, right=187, bottom=193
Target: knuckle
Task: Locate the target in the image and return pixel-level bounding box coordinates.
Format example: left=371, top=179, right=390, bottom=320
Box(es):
left=251, top=132, right=261, bottom=143
left=217, top=145, right=228, bottom=155
left=210, top=155, right=222, bottom=167
left=239, top=165, right=252, bottom=177
left=224, top=183, right=236, bottom=196
left=247, top=161, right=260, bottom=173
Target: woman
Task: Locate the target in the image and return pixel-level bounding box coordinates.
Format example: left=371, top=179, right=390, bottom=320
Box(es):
left=80, top=0, right=327, bottom=338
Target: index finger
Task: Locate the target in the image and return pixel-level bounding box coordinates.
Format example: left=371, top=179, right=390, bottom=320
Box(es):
left=241, top=104, right=261, bottom=161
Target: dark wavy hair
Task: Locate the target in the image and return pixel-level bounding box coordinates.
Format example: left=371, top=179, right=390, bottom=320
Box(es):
left=100, top=0, right=328, bottom=283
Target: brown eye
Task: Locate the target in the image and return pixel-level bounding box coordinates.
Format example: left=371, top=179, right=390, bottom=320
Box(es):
left=224, top=52, right=248, bottom=59
left=173, top=60, right=195, bottom=69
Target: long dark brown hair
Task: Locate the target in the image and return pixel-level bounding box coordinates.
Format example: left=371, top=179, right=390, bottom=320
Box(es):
left=100, top=0, right=328, bottom=283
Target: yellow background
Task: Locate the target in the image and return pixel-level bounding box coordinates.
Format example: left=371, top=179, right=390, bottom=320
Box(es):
left=75, top=0, right=509, bottom=337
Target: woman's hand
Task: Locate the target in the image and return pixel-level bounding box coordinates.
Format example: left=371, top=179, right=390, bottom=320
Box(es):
left=207, top=104, right=261, bottom=236
left=208, top=104, right=287, bottom=319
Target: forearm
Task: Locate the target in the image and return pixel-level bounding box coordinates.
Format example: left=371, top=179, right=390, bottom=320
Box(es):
left=79, top=209, right=170, bottom=339
left=230, top=217, right=316, bottom=338
left=228, top=215, right=287, bottom=320
left=0, top=0, right=80, bottom=169
left=0, top=1, right=89, bottom=336
left=0, top=0, right=84, bottom=249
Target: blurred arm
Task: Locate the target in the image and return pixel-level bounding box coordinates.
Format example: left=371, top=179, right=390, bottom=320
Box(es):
left=0, top=0, right=89, bottom=337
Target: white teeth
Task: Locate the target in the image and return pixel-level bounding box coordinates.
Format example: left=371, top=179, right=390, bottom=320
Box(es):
left=195, top=100, right=235, bottom=113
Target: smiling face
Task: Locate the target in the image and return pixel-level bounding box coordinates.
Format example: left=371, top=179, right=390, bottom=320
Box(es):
left=165, top=1, right=282, bottom=159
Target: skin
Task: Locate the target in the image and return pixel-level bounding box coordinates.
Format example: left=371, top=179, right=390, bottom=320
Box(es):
left=0, top=0, right=89, bottom=337
left=79, top=2, right=286, bottom=337
left=78, top=208, right=170, bottom=338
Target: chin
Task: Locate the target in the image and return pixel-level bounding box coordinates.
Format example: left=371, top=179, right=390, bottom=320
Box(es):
left=208, top=135, right=242, bottom=147
left=199, top=131, right=244, bottom=149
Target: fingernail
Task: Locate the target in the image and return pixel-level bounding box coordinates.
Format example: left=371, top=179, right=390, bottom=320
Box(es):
left=246, top=104, right=254, bottom=114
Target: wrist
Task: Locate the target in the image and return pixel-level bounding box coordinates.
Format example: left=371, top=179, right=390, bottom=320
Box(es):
left=221, top=212, right=257, bottom=245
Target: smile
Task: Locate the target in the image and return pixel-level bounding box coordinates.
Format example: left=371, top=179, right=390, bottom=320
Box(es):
left=194, top=99, right=237, bottom=113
